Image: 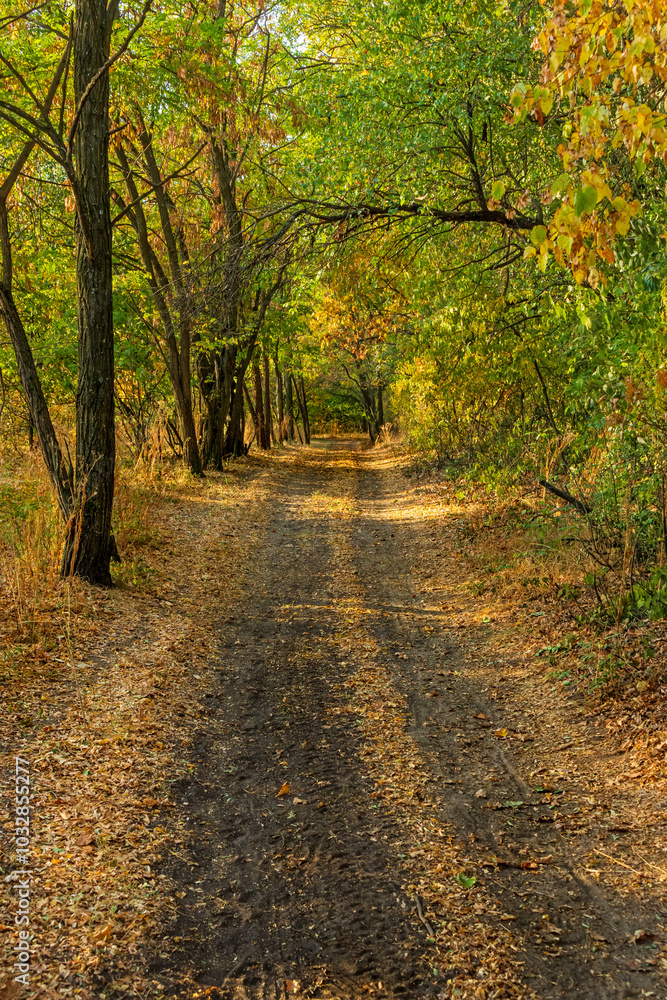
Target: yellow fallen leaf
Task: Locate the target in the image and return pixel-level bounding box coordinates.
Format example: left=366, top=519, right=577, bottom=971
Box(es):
left=277, top=782, right=290, bottom=797
left=494, top=728, right=509, bottom=738
left=91, top=924, right=111, bottom=945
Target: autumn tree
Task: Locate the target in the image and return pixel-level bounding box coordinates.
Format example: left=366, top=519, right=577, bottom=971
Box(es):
left=510, top=0, right=667, bottom=283
left=0, top=0, right=150, bottom=582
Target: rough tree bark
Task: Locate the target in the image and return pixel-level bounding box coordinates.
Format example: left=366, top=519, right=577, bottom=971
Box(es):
left=263, top=350, right=273, bottom=447
left=61, top=0, right=118, bottom=584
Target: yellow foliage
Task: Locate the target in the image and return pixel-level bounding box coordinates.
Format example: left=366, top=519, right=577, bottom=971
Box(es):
left=512, top=0, right=667, bottom=276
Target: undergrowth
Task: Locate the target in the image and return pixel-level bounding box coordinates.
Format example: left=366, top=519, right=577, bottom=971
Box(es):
left=0, top=448, right=169, bottom=675
left=453, top=478, right=667, bottom=702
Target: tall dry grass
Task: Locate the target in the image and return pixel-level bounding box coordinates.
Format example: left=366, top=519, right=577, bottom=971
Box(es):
left=0, top=451, right=63, bottom=651
left=0, top=435, right=168, bottom=672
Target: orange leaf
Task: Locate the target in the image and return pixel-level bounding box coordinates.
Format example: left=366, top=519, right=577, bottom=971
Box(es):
left=277, top=782, right=290, bottom=797
left=91, top=924, right=112, bottom=946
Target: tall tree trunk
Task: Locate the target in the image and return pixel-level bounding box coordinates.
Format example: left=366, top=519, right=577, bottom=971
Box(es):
left=263, top=350, right=273, bottom=447
left=299, top=374, right=311, bottom=444
left=275, top=354, right=284, bottom=443
left=243, top=378, right=258, bottom=437
left=61, top=0, right=116, bottom=584
left=285, top=366, right=294, bottom=440
left=378, top=383, right=384, bottom=428
left=240, top=384, right=246, bottom=451
left=253, top=355, right=267, bottom=449
left=115, top=136, right=202, bottom=476
left=292, top=373, right=310, bottom=445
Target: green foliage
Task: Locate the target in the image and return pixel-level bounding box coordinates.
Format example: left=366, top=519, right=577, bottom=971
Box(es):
left=2, top=0, right=667, bottom=616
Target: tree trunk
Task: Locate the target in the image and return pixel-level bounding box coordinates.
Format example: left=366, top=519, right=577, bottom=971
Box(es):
left=292, top=373, right=310, bottom=445
left=115, top=141, right=203, bottom=476
left=299, top=375, right=311, bottom=444
left=61, top=0, right=116, bottom=585
left=263, top=350, right=273, bottom=448
left=285, top=366, right=295, bottom=440
left=275, top=356, right=284, bottom=443
left=0, top=282, right=73, bottom=518
left=243, top=378, right=257, bottom=434
left=253, top=355, right=267, bottom=449
left=240, top=383, right=246, bottom=451
left=378, top=383, right=384, bottom=428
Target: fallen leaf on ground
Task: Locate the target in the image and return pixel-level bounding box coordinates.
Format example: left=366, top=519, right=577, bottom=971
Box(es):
left=90, top=924, right=111, bottom=946
left=0, top=982, right=21, bottom=1000
left=455, top=873, right=476, bottom=889
left=494, top=728, right=509, bottom=738
left=293, top=797, right=307, bottom=805
left=285, top=980, right=301, bottom=994
left=277, top=782, right=290, bottom=797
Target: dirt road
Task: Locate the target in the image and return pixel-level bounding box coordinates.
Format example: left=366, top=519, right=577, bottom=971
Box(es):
left=150, top=443, right=666, bottom=1000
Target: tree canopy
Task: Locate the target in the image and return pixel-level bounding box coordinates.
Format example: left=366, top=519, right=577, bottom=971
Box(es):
left=0, top=0, right=665, bottom=589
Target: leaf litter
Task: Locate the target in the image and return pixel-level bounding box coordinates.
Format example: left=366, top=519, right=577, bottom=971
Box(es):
left=0, top=458, right=277, bottom=998
left=3, top=442, right=667, bottom=998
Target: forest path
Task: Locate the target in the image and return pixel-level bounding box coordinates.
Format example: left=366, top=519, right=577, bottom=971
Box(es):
left=153, top=442, right=666, bottom=1000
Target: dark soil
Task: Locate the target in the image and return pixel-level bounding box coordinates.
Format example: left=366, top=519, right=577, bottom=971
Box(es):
left=138, top=443, right=667, bottom=1000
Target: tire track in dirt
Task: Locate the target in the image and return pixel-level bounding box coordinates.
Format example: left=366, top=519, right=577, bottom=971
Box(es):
left=342, top=447, right=667, bottom=999
left=143, top=442, right=667, bottom=1000
left=148, top=447, right=433, bottom=1000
